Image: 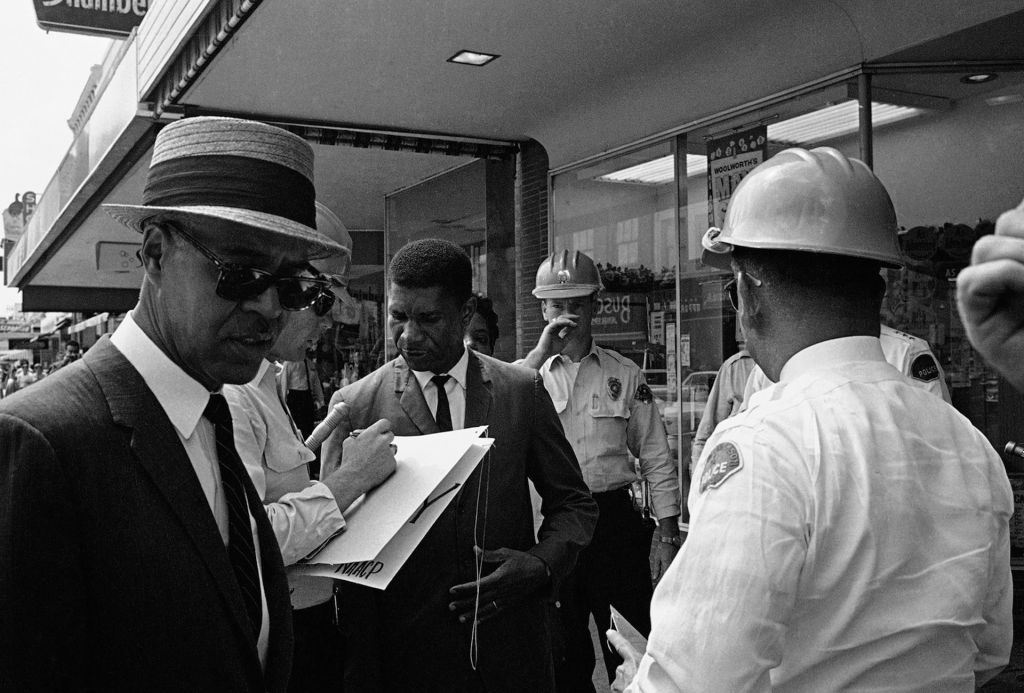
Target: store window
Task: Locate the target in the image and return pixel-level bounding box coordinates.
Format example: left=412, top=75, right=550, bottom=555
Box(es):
left=552, top=69, right=1024, bottom=515
left=684, top=70, right=1024, bottom=452
left=550, top=140, right=691, bottom=500
left=870, top=69, right=1024, bottom=448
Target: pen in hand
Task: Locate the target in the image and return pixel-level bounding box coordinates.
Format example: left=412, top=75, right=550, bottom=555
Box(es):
left=349, top=428, right=396, bottom=454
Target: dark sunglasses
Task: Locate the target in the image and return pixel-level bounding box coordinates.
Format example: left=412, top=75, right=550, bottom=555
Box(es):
left=310, top=282, right=337, bottom=317
left=171, top=225, right=330, bottom=312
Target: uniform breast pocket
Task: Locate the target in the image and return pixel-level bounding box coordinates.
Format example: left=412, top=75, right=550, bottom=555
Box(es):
left=587, top=397, right=632, bottom=464
left=590, top=397, right=631, bottom=427
left=263, top=435, right=313, bottom=486
left=265, top=452, right=311, bottom=475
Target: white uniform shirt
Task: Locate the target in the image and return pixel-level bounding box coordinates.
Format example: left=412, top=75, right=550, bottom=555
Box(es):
left=743, top=324, right=952, bottom=405
left=538, top=343, right=677, bottom=519
left=110, top=313, right=271, bottom=669
left=224, top=360, right=346, bottom=609
left=630, top=337, right=1012, bottom=692
left=690, top=350, right=755, bottom=472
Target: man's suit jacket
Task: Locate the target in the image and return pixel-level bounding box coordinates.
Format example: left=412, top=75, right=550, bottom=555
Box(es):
left=327, top=351, right=597, bottom=692
left=0, top=337, right=293, bottom=692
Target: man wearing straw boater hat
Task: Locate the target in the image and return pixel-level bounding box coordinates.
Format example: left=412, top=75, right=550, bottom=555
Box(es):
left=0, top=116, right=356, bottom=692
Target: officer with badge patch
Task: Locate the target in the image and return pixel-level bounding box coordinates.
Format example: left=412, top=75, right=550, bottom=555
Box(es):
left=520, top=249, right=679, bottom=692
left=608, top=147, right=1012, bottom=692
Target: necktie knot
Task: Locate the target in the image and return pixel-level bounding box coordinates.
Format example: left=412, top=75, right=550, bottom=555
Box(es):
left=431, top=374, right=450, bottom=389
left=204, top=392, right=231, bottom=427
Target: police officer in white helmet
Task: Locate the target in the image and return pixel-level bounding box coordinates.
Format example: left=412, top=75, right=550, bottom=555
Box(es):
left=608, top=147, right=1012, bottom=692
left=520, top=250, right=680, bottom=691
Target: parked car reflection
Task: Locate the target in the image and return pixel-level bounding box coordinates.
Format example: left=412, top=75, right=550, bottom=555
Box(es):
left=656, top=370, right=717, bottom=435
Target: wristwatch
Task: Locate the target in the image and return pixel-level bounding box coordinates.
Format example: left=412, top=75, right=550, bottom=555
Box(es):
left=659, top=535, right=682, bottom=547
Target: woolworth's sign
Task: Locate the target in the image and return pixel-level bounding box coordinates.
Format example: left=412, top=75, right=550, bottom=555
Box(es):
left=35, top=0, right=148, bottom=38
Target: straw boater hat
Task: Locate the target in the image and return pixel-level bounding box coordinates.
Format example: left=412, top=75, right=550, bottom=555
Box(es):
left=311, top=201, right=353, bottom=284
left=104, top=116, right=345, bottom=259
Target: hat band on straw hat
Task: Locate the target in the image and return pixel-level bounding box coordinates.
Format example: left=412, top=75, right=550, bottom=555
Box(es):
left=142, top=154, right=315, bottom=228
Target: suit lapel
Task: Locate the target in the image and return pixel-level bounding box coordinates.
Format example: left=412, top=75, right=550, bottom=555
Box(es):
left=394, top=357, right=439, bottom=434
left=464, top=351, right=492, bottom=430
left=86, top=339, right=262, bottom=668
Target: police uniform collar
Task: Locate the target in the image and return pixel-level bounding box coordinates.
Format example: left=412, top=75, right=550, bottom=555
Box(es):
left=779, top=336, right=886, bottom=384
left=548, top=340, right=603, bottom=371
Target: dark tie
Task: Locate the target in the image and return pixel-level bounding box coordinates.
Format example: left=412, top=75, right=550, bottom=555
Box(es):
left=203, top=393, right=263, bottom=636
left=431, top=374, right=453, bottom=432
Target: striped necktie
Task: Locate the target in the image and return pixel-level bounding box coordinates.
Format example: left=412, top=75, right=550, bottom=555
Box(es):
left=203, top=393, right=262, bottom=636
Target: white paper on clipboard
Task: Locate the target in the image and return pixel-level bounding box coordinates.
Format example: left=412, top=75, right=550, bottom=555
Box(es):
left=293, top=429, right=491, bottom=589
left=609, top=605, right=648, bottom=653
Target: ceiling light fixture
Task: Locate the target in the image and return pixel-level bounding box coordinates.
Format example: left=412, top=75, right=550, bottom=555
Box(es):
left=985, top=93, right=1024, bottom=106
left=961, top=73, right=997, bottom=84
left=448, top=50, right=500, bottom=66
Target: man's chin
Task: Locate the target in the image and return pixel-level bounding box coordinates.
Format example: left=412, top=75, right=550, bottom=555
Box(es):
left=401, top=351, right=434, bottom=372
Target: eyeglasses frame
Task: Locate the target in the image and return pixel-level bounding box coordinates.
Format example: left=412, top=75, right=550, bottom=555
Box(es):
left=724, top=270, right=764, bottom=312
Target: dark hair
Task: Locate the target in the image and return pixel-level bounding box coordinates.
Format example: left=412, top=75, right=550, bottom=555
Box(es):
left=473, top=294, right=500, bottom=344
left=66, top=340, right=80, bottom=350
left=389, top=238, right=473, bottom=305
left=732, top=247, right=882, bottom=311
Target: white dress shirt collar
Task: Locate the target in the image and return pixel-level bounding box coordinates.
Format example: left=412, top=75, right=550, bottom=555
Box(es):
left=780, top=336, right=886, bottom=384
left=252, top=358, right=273, bottom=385
left=411, top=347, right=470, bottom=392
left=109, top=312, right=213, bottom=437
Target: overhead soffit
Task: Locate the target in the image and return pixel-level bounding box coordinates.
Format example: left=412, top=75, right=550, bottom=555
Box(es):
left=30, top=144, right=473, bottom=280
left=177, top=0, right=1024, bottom=169
left=31, top=153, right=150, bottom=289
left=312, top=145, right=475, bottom=230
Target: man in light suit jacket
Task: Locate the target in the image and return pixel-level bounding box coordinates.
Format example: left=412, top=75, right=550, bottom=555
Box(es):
left=0, top=117, right=349, bottom=691
left=321, top=238, right=598, bottom=692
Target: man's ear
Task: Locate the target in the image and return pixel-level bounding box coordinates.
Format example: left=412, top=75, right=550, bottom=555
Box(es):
left=138, top=224, right=171, bottom=279
left=738, top=274, right=763, bottom=317
left=459, top=294, right=477, bottom=328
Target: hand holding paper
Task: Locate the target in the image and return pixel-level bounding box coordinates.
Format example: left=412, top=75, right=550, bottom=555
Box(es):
left=448, top=547, right=549, bottom=624
left=607, top=606, right=647, bottom=692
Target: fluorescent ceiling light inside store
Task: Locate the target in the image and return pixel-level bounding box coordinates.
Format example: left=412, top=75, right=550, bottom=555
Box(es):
left=596, top=155, right=707, bottom=184
left=768, top=101, right=923, bottom=146
left=597, top=101, right=924, bottom=183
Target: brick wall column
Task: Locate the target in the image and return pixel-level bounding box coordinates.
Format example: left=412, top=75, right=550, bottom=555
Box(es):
left=515, top=139, right=550, bottom=358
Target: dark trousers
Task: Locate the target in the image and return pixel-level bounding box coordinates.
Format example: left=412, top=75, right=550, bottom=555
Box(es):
left=289, top=599, right=346, bottom=692
left=556, top=488, right=654, bottom=693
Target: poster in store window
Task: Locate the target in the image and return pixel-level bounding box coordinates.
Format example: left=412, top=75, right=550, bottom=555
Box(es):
left=706, top=126, right=768, bottom=229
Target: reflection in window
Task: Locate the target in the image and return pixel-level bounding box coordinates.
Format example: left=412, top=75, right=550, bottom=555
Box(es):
left=616, top=219, right=639, bottom=266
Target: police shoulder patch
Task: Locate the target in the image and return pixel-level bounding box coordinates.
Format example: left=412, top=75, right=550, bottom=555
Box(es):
left=910, top=354, right=939, bottom=382
left=700, top=442, right=743, bottom=493
left=634, top=383, right=653, bottom=404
